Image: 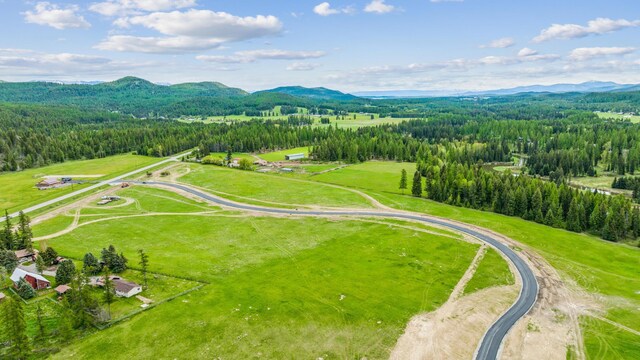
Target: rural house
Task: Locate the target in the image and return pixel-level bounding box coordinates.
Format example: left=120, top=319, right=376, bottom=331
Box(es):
left=114, top=279, right=143, bottom=298
left=0, top=292, right=5, bottom=302
left=55, top=284, right=72, bottom=296
left=36, top=178, right=60, bottom=189
left=10, top=268, right=51, bottom=290
left=14, top=249, right=36, bottom=262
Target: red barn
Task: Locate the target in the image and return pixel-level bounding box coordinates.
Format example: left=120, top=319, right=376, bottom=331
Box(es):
left=10, top=268, right=50, bottom=290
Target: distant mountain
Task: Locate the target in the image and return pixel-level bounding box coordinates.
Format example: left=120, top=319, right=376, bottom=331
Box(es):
left=0, top=76, right=247, bottom=116
left=257, top=86, right=359, bottom=101
left=352, top=81, right=640, bottom=98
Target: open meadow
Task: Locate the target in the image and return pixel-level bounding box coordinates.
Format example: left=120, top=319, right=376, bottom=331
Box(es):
left=29, top=190, right=503, bottom=359
left=0, top=154, right=159, bottom=213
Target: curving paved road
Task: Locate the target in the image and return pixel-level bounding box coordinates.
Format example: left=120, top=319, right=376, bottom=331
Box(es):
left=145, top=181, right=539, bottom=360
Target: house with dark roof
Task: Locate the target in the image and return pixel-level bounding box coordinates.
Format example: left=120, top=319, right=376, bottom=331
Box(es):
left=114, top=279, right=142, bottom=298
left=14, top=249, right=36, bottom=262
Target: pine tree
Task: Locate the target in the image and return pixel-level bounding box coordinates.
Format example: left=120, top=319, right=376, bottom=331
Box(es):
left=411, top=171, right=423, bottom=197
left=399, top=169, right=408, bottom=194
left=2, top=295, right=31, bottom=359
left=566, top=199, right=583, bottom=232
left=102, top=268, right=115, bottom=320
left=16, top=278, right=36, bottom=300
left=531, top=189, right=544, bottom=223
left=138, top=249, right=149, bottom=289
left=56, top=260, right=76, bottom=285
left=1, top=210, right=13, bottom=250
left=16, top=211, right=33, bottom=251
left=41, top=247, right=58, bottom=266
left=35, top=255, right=45, bottom=274
left=0, top=249, right=18, bottom=273
left=82, top=252, right=101, bottom=275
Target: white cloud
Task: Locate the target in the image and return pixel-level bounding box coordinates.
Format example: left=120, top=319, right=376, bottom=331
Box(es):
left=118, top=10, right=282, bottom=40
left=0, top=49, right=148, bottom=79
left=569, top=47, right=635, bottom=61
left=24, top=2, right=91, bottom=30
left=287, top=62, right=321, bottom=71
left=533, top=18, right=640, bottom=42
left=97, top=9, right=283, bottom=53
left=518, top=48, right=537, bottom=57
left=89, top=0, right=197, bottom=16
left=364, top=0, right=396, bottom=14
left=516, top=48, right=559, bottom=62
left=197, top=49, right=326, bottom=64
left=479, top=37, right=515, bottom=49
left=95, top=35, right=224, bottom=53
left=313, top=2, right=354, bottom=16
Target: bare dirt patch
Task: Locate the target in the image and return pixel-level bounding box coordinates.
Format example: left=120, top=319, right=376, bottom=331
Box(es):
left=391, top=269, right=519, bottom=360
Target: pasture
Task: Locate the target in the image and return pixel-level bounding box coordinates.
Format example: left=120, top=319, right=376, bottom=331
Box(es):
left=0, top=154, right=159, bottom=213
left=36, top=204, right=487, bottom=359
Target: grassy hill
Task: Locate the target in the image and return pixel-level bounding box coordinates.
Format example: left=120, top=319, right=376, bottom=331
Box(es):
left=0, top=77, right=248, bottom=116
left=256, top=86, right=359, bottom=101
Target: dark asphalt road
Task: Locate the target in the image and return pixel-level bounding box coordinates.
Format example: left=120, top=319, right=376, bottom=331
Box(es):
left=145, top=181, right=539, bottom=360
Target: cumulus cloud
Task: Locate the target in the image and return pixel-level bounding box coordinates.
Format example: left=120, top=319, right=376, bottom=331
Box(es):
left=89, top=0, right=197, bottom=16
left=533, top=18, right=640, bottom=42
left=364, top=0, right=396, bottom=14
left=197, top=49, right=326, bottom=64
left=0, top=48, right=148, bottom=79
left=569, top=47, right=635, bottom=61
left=287, top=62, right=321, bottom=71
left=313, top=2, right=354, bottom=16
left=24, top=2, right=91, bottom=30
left=95, top=35, right=225, bottom=53
left=479, top=37, right=515, bottom=49
left=97, top=9, right=283, bottom=53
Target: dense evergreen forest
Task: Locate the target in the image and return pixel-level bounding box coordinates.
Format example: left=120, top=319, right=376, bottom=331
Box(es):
left=2, top=84, right=640, bottom=243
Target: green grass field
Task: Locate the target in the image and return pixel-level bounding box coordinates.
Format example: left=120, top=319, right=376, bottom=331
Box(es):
left=464, top=247, right=514, bottom=295
left=309, top=162, right=640, bottom=334
left=257, top=147, right=312, bottom=162
left=595, top=111, right=640, bottom=123
left=312, top=161, right=417, bottom=193
left=581, top=316, right=640, bottom=359
left=0, top=154, right=159, bottom=213
left=179, top=164, right=374, bottom=208
left=38, top=211, right=481, bottom=359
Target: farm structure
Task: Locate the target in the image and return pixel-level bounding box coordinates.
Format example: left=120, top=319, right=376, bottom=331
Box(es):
left=36, top=178, right=60, bottom=189
left=10, top=268, right=51, bottom=290
left=15, top=249, right=36, bottom=263
left=285, top=153, right=305, bottom=161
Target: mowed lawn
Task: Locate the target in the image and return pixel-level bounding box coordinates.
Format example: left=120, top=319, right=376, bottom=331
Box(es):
left=0, top=154, right=159, bottom=212
left=179, top=164, right=374, bottom=208
left=44, top=215, right=479, bottom=359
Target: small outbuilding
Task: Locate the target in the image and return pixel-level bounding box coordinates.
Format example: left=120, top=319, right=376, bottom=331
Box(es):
left=10, top=268, right=51, bottom=290
left=36, top=178, right=60, bottom=189
left=114, top=279, right=143, bottom=298
left=285, top=153, right=305, bottom=161
left=54, top=285, right=72, bottom=296
left=0, top=292, right=6, bottom=302
left=14, top=249, right=36, bottom=262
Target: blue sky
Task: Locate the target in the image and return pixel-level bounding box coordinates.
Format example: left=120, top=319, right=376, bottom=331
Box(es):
left=0, top=0, right=639, bottom=91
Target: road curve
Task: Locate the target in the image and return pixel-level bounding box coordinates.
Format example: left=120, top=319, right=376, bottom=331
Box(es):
left=146, top=181, right=539, bottom=360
